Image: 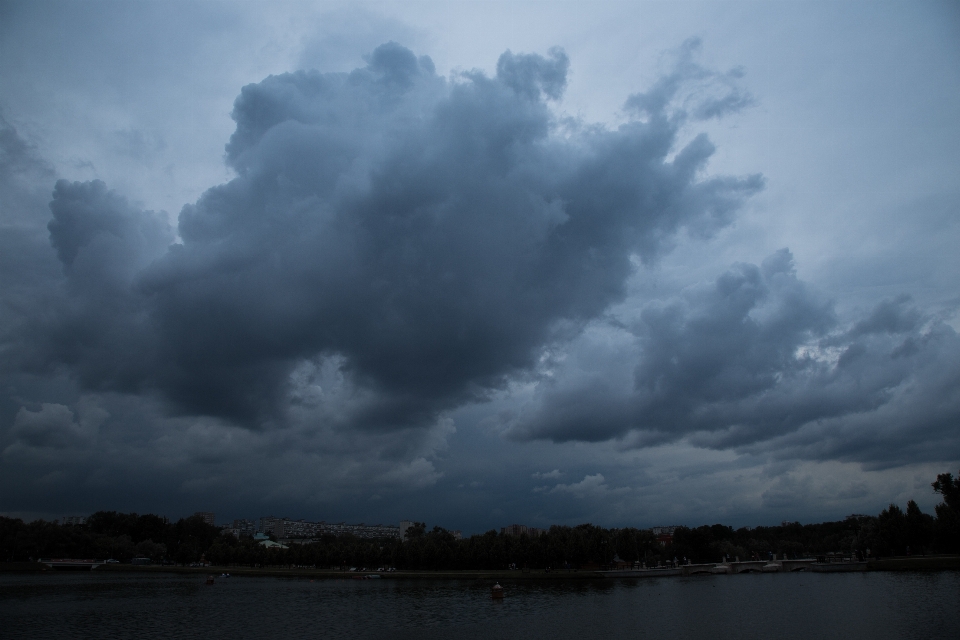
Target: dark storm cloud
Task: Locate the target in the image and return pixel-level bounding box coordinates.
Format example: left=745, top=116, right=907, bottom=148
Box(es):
left=9, top=403, right=93, bottom=450
left=0, top=116, right=61, bottom=377
left=849, top=294, right=921, bottom=337
left=48, top=179, right=172, bottom=271
left=509, top=250, right=960, bottom=465
left=6, top=43, right=761, bottom=431
left=15, top=180, right=173, bottom=394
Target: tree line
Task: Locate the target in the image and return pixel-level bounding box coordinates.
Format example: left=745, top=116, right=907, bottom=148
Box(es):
left=2, top=470, right=958, bottom=569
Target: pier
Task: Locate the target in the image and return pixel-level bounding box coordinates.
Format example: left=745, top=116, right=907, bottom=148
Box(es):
left=598, top=557, right=867, bottom=578
left=686, top=559, right=823, bottom=574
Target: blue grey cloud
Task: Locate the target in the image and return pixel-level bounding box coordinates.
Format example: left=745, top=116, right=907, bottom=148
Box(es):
left=6, top=43, right=760, bottom=433
left=3, top=24, right=954, bottom=529
left=507, top=249, right=960, bottom=467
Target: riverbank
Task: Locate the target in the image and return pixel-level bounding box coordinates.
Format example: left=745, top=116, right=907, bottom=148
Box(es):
left=867, top=556, right=960, bottom=571
left=3, top=556, right=960, bottom=578
left=62, top=564, right=604, bottom=580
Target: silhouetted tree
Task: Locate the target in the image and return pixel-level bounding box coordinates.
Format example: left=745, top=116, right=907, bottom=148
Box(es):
left=877, top=504, right=907, bottom=556
left=932, top=470, right=960, bottom=552
left=904, top=500, right=934, bottom=554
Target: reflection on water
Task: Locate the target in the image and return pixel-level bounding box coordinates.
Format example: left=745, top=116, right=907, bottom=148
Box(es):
left=2, top=571, right=957, bottom=639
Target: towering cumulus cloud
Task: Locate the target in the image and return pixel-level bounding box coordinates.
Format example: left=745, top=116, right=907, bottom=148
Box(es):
left=12, top=42, right=761, bottom=434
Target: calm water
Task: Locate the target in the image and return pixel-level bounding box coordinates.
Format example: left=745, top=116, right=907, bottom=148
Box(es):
left=2, top=571, right=958, bottom=639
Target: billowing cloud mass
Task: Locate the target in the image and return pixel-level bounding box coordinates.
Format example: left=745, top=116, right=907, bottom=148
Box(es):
left=1, top=23, right=957, bottom=528
left=507, top=250, right=960, bottom=467
left=5, top=41, right=761, bottom=434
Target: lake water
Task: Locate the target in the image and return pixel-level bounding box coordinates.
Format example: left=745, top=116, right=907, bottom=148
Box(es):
left=2, top=571, right=958, bottom=639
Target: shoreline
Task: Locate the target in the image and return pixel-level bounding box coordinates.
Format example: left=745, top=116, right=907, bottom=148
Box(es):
left=3, top=556, right=959, bottom=578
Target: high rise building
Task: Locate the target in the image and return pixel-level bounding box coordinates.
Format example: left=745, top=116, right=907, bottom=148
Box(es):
left=259, top=515, right=282, bottom=534
left=194, top=511, right=215, bottom=526
left=501, top=524, right=527, bottom=537
left=230, top=519, right=257, bottom=536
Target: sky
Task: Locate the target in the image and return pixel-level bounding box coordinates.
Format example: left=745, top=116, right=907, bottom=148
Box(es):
left=1, top=0, right=958, bottom=533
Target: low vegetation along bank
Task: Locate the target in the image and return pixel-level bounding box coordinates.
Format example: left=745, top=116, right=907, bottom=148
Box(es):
left=3, top=470, right=958, bottom=572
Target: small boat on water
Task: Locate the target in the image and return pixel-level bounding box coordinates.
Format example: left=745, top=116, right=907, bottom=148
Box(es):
left=205, top=576, right=215, bottom=585
left=491, top=582, right=504, bottom=599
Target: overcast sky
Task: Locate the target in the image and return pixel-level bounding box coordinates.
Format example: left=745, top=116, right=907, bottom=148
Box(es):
left=1, top=0, right=958, bottom=533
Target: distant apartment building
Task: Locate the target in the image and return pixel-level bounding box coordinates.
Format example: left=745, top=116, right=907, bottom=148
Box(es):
left=223, top=519, right=257, bottom=538
left=232, top=519, right=256, bottom=534
left=451, top=530, right=463, bottom=541
left=321, top=522, right=401, bottom=539
left=194, top=511, right=216, bottom=526
left=62, top=516, right=86, bottom=526
left=259, top=515, right=282, bottom=535
left=501, top=524, right=547, bottom=537
left=258, top=517, right=401, bottom=540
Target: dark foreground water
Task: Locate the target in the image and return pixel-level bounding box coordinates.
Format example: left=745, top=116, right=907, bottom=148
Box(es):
left=2, top=571, right=958, bottom=639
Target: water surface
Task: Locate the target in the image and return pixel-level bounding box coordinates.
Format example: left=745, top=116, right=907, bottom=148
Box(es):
left=2, top=571, right=957, bottom=639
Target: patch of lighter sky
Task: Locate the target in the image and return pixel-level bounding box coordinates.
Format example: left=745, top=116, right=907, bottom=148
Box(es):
left=435, top=414, right=951, bottom=529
